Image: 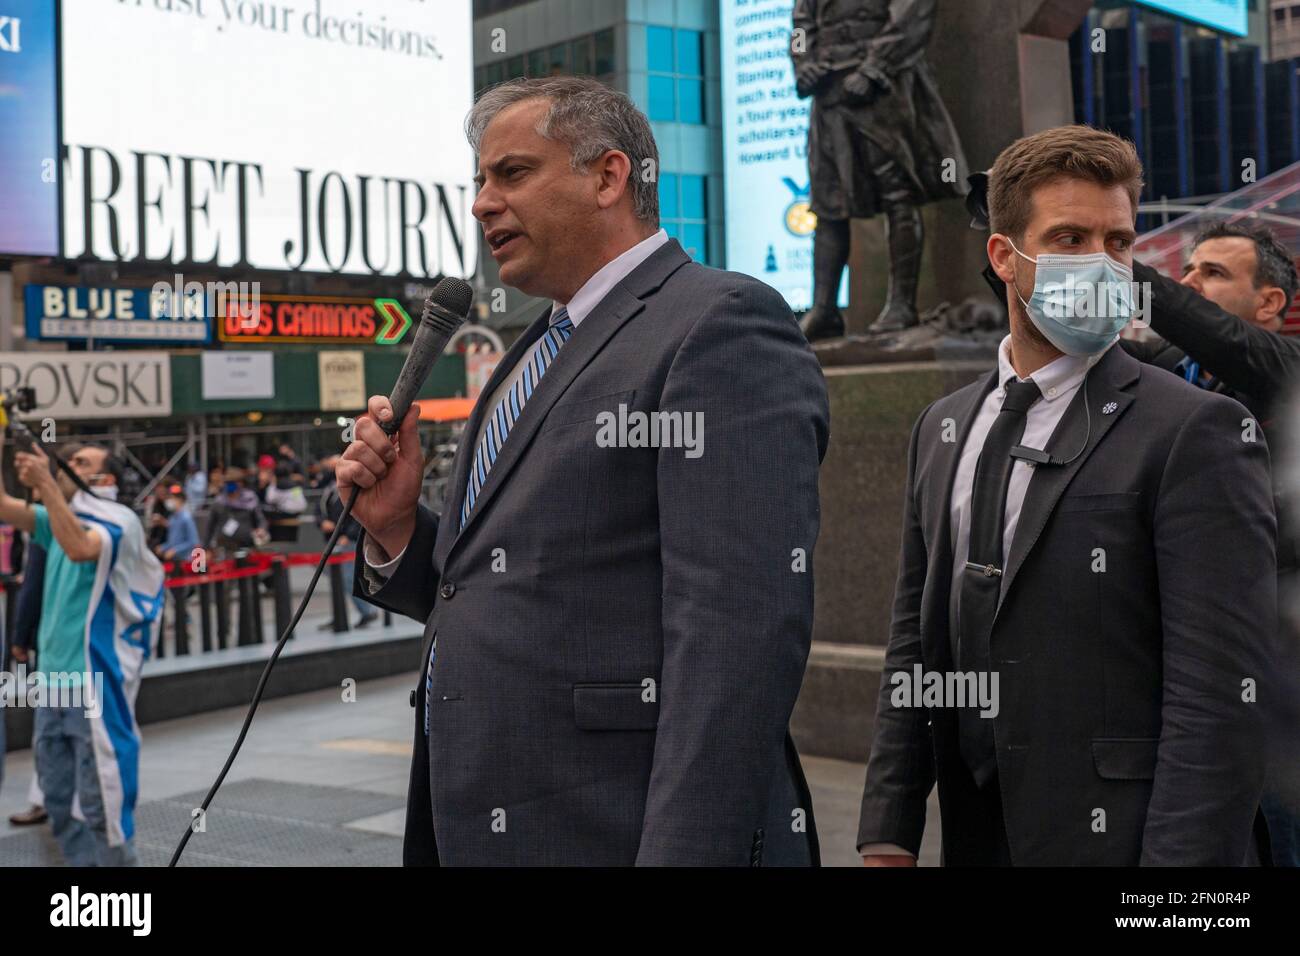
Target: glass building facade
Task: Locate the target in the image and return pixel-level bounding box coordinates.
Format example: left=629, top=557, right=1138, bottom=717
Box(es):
left=470, top=1, right=1296, bottom=328
left=1070, top=1, right=1296, bottom=230
left=472, top=0, right=724, bottom=329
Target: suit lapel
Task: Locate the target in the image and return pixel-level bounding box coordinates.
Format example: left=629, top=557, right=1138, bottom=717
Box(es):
left=434, top=311, right=551, bottom=566
left=925, top=368, right=998, bottom=667
left=994, top=344, right=1140, bottom=617
left=440, top=239, right=692, bottom=561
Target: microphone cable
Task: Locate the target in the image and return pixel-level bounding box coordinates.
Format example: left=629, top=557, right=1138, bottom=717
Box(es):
left=166, top=275, right=470, bottom=866
left=167, top=484, right=361, bottom=866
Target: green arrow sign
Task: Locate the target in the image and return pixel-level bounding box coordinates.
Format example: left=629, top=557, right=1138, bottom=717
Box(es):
left=374, top=299, right=412, bottom=344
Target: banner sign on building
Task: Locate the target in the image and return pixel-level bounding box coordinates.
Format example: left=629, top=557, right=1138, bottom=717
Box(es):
left=24, top=285, right=212, bottom=343
left=58, top=0, right=476, bottom=279
left=0, top=351, right=172, bottom=420
left=202, top=352, right=275, bottom=401
left=318, top=351, right=367, bottom=410
left=719, top=0, right=847, bottom=311
left=217, top=294, right=411, bottom=345
left=1135, top=1, right=1248, bottom=37
left=0, top=0, right=59, bottom=256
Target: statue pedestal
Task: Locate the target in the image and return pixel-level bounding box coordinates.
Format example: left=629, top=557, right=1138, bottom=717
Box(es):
left=790, top=342, right=994, bottom=762
left=788, top=0, right=1097, bottom=761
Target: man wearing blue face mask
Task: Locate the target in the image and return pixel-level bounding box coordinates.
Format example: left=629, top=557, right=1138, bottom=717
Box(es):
left=857, top=125, right=1279, bottom=866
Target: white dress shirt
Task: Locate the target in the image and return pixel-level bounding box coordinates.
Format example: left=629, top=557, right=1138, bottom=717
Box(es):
left=860, top=334, right=1111, bottom=859
left=946, top=335, right=1111, bottom=641
left=365, top=228, right=671, bottom=574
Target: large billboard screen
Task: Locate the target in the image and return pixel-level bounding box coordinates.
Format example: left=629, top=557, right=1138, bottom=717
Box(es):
left=59, top=0, right=475, bottom=279
left=1135, top=1, right=1248, bottom=37
left=0, top=0, right=60, bottom=257
left=720, top=0, right=845, bottom=312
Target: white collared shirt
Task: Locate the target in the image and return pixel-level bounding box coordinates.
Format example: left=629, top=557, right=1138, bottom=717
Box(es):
left=366, top=228, right=671, bottom=573
left=467, top=228, right=669, bottom=456
left=947, top=335, right=1111, bottom=637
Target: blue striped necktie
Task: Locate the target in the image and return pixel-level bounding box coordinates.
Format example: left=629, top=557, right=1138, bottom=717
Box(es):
left=459, top=307, right=575, bottom=530
left=425, top=306, right=574, bottom=734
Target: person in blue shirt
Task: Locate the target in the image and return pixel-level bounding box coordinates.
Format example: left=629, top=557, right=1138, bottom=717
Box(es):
left=184, top=463, right=207, bottom=509
left=155, top=484, right=200, bottom=564
left=154, top=483, right=200, bottom=649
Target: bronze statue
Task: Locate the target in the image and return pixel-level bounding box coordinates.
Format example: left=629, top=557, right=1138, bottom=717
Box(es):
left=791, top=0, right=968, bottom=340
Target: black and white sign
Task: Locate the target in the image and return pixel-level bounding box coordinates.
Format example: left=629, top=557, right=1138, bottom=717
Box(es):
left=0, top=352, right=172, bottom=420
left=59, top=0, right=475, bottom=279
left=202, top=352, right=274, bottom=400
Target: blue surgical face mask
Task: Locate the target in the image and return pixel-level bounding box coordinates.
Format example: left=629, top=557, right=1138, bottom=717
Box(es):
left=1007, top=238, right=1134, bottom=356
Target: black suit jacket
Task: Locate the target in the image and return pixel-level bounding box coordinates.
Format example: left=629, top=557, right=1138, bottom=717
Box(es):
left=359, top=239, right=830, bottom=865
left=857, top=344, right=1278, bottom=864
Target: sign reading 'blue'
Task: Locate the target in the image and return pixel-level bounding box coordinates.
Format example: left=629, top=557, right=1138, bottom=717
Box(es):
left=24, top=285, right=211, bottom=344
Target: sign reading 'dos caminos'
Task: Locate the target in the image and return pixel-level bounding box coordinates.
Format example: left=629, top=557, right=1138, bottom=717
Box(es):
left=59, top=0, right=475, bottom=279
left=0, top=352, right=172, bottom=420
left=216, top=294, right=410, bottom=344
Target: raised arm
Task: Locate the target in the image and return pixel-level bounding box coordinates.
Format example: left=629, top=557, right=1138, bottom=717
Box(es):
left=1134, top=260, right=1300, bottom=416
left=13, top=445, right=101, bottom=562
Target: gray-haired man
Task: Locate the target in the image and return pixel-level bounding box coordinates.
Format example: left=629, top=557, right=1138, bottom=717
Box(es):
left=336, top=77, right=830, bottom=866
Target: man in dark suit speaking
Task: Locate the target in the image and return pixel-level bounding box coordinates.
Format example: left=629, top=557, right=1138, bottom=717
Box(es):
left=336, top=77, right=829, bottom=865
left=857, top=126, right=1278, bottom=866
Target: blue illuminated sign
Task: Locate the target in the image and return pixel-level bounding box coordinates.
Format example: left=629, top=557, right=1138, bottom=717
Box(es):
left=1135, top=1, right=1248, bottom=37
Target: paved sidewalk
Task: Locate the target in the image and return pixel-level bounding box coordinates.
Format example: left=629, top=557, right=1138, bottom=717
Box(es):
left=0, top=674, right=941, bottom=866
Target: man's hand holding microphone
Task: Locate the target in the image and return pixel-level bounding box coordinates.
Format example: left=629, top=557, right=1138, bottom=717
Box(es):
left=335, top=397, right=424, bottom=562
left=332, top=276, right=474, bottom=565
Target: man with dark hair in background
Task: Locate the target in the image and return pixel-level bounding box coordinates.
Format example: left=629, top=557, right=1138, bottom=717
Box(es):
left=1125, top=221, right=1300, bottom=430
left=318, top=456, right=378, bottom=630
left=1121, top=222, right=1300, bottom=866
left=6, top=535, right=48, bottom=828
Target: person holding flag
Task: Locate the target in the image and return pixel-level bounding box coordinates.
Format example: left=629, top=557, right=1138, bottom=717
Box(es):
left=0, top=439, right=164, bottom=866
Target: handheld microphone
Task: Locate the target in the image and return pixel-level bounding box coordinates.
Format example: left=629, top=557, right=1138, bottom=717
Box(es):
left=168, top=276, right=473, bottom=866
left=382, top=278, right=473, bottom=435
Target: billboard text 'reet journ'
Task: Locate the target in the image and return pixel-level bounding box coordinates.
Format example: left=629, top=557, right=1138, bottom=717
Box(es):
left=58, top=0, right=476, bottom=279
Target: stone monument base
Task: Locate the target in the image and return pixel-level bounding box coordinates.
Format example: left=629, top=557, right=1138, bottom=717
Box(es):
left=790, top=335, right=995, bottom=762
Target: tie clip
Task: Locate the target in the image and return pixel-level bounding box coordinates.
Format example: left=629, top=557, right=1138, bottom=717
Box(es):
left=965, top=561, right=1002, bottom=578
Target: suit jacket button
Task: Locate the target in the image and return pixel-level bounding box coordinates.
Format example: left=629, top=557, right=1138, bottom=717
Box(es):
left=409, top=690, right=416, bottom=708
left=440, top=582, right=456, bottom=599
